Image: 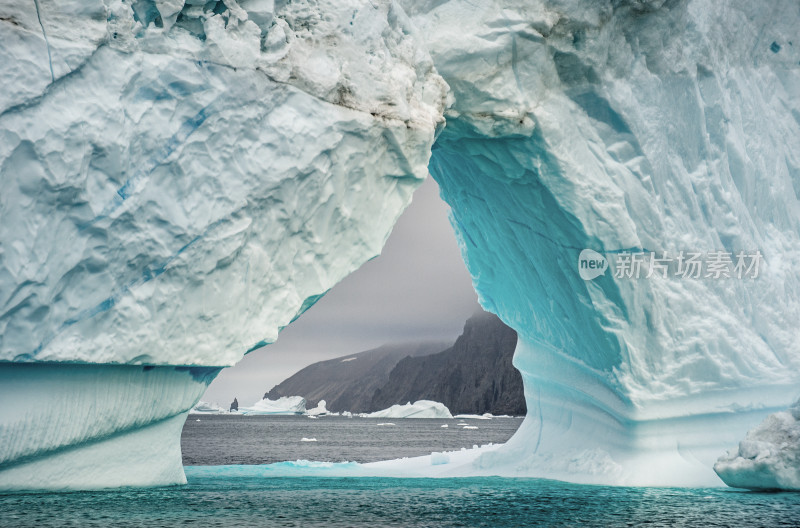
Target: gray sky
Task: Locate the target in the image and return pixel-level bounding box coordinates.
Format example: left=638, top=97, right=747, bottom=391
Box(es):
left=202, top=177, right=480, bottom=407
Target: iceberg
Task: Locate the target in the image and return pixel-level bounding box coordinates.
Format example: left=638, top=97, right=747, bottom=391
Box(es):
left=366, top=400, right=453, bottom=419
left=240, top=396, right=307, bottom=415
left=399, top=0, right=800, bottom=486
left=2, top=0, right=800, bottom=490
left=306, top=400, right=330, bottom=417
left=0, top=0, right=445, bottom=490
left=190, top=401, right=227, bottom=414
left=714, top=399, right=800, bottom=490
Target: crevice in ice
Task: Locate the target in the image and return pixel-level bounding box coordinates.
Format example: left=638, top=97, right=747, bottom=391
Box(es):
left=32, top=0, right=55, bottom=83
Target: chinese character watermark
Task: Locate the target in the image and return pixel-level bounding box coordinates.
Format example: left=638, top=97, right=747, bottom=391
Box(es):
left=578, top=250, right=763, bottom=280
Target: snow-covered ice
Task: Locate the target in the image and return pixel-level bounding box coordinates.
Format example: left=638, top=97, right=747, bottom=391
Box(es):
left=366, top=400, right=453, bottom=419
left=714, top=399, right=800, bottom=490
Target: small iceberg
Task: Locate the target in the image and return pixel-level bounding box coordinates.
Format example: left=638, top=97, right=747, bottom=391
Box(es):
left=441, top=424, right=448, bottom=428
left=376, top=423, right=396, bottom=426
left=190, top=401, right=228, bottom=414
left=454, top=413, right=493, bottom=420
left=462, top=426, right=478, bottom=430
left=715, top=399, right=800, bottom=490
left=240, top=396, right=307, bottom=415
left=365, top=400, right=453, bottom=419
left=306, top=399, right=330, bottom=416
left=300, top=437, right=317, bottom=442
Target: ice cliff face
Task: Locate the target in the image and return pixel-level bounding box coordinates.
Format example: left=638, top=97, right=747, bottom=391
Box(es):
left=0, top=0, right=445, bottom=489
left=401, top=0, right=800, bottom=485
left=0, top=0, right=446, bottom=366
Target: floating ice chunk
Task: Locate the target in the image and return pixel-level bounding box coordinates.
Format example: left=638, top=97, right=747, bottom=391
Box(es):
left=376, top=423, right=396, bottom=426
left=441, top=424, right=449, bottom=428
left=300, top=438, right=317, bottom=442
left=240, top=396, right=307, bottom=415
left=365, top=400, right=453, bottom=419
left=714, top=399, right=800, bottom=490
left=190, top=401, right=227, bottom=414
left=306, top=400, right=330, bottom=416
left=454, top=414, right=492, bottom=420
left=462, top=426, right=478, bottom=430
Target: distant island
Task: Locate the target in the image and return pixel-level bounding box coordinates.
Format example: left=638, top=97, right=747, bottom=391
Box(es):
left=265, top=311, right=525, bottom=416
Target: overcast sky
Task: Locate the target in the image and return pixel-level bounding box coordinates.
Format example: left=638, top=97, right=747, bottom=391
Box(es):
left=202, top=177, right=480, bottom=407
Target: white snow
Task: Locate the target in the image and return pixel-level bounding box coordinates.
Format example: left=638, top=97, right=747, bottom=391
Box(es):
left=365, top=400, right=453, bottom=419
left=714, top=399, right=800, bottom=490
left=240, top=396, right=307, bottom=415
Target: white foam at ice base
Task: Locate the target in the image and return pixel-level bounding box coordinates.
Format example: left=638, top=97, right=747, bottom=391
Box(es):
left=240, top=396, right=307, bottom=415
left=365, top=400, right=453, bottom=419
left=714, top=399, right=800, bottom=490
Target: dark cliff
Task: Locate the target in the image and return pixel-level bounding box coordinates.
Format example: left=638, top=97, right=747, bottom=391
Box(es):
left=369, top=312, right=524, bottom=415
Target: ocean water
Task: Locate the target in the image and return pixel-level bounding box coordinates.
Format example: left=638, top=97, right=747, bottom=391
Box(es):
left=181, top=415, right=523, bottom=465
left=4, top=472, right=800, bottom=527
left=2, top=416, right=799, bottom=527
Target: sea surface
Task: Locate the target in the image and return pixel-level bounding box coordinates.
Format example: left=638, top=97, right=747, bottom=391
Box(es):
left=3, top=415, right=800, bottom=527
left=181, top=414, right=522, bottom=465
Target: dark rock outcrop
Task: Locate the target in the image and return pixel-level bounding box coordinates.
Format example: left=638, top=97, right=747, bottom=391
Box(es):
left=265, top=342, right=449, bottom=413
left=265, top=310, right=525, bottom=416
left=370, top=312, right=524, bottom=415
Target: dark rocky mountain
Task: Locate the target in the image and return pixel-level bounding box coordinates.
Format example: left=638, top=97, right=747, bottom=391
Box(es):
left=370, top=312, right=524, bottom=415
left=265, top=341, right=449, bottom=413
left=265, top=311, right=525, bottom=415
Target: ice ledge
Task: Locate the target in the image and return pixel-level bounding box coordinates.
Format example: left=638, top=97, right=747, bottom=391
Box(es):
left=0, top=363, right=218, bottom=490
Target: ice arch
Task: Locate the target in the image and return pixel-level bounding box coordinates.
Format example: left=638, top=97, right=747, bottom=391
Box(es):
left=2, top=0, right=800, bottom=490
left=409, top=0, right=800, bottom=485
